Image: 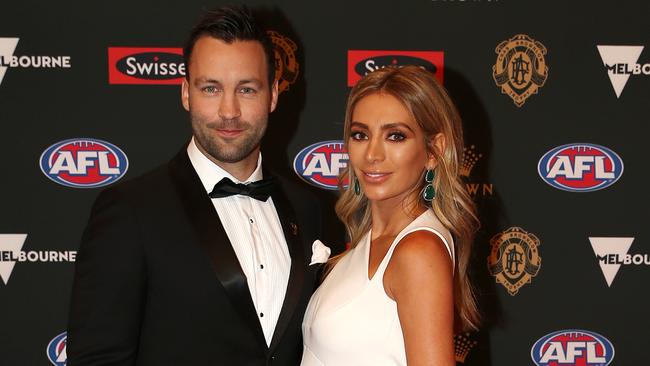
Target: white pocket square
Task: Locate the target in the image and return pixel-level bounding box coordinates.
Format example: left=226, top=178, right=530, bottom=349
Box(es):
left=309, top=240, right=331, bottom=265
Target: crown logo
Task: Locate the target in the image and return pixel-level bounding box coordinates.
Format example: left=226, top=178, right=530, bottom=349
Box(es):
left=454, top=332, right=478, bottom=363
left=460, top=145, right=483, bottom=177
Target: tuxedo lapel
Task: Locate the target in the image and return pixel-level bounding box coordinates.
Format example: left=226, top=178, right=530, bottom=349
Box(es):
left=168, top=148, right=267, bottom=349
left=267, top=174, right=307, bottom=352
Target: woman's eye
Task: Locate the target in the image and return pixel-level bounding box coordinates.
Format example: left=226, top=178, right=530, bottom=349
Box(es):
left=350, top=131, right=367, bottom=140
left=387, top=132, right=406, bottom=141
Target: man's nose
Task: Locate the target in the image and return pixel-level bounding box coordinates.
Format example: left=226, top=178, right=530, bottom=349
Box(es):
left=218, top=93, right=241, bottom=120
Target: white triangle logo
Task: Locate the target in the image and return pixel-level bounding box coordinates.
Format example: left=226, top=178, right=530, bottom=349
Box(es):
left=0, top=38, right=19, bottom=86
left=597, top=45, right=643, bottom=98
left=0, top=234, right=27, bottom=285
left=589, top=237, right=634, bottom=287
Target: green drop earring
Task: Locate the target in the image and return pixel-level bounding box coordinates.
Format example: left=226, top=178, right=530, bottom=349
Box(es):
left=423, top=169, right=436, bottom=202
left=353, top=176, right=360, bottom=195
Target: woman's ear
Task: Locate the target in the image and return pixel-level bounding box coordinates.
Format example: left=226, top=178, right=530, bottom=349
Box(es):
left=427, top=133, right=446, bottom=169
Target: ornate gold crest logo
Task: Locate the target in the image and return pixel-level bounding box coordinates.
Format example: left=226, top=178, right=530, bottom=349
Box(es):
left=492, top=34, right=548, bottom=107
left=454, top=332, right=478, bottom=363
left=267, top=30, right=299, bottom=94
left=488, top=227, right=541, bottom=295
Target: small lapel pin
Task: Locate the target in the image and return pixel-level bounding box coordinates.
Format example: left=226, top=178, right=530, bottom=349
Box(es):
left=289, top=222, right=298, bottom=236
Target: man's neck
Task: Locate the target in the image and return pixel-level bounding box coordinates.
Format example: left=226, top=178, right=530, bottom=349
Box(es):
left=196, top=143, right=260, bottom=182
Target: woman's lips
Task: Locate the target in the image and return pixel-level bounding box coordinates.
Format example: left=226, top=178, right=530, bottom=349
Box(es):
left=362, top=171, right=391, bottom=184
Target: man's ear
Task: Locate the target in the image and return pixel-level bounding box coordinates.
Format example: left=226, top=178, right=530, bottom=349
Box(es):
left=181, top=78, right=190, bottom=112
left=427, top=133, right=446, bottom=169
left=269, top=79, right=279, bottom=113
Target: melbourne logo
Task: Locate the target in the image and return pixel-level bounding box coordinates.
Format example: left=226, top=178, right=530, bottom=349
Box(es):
left=493, top=34, right=548, bottom=106
left=40, top=138, right=129, bottom=188
left=347, top=50, right=444, bottom=86
left=0, top=37, right=71, bottom=86
left=0, top=234, right=76, bottom=285
left=293, top=140, right=348, bottom=190
left=108, top=47, right=185, bottom=84
left=454, top=332, right=478, bottom=363
left=488, top=227, right=541, bottom=295
left=531, top=329, right=615, bottom=366
left=46, top=332, right=67, bottom=366
left=538, top=143, right=623, bottom=192
left=597, top=45, right=648, bottom=98
left=461, top=144, right=493, bottom=197
left=589, top=237, right=648, bottom=287
left=268, top=31, right=299, bottom=94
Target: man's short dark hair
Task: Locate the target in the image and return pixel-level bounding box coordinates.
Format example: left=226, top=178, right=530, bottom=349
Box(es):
left=183, top=5, right=276, bottom=89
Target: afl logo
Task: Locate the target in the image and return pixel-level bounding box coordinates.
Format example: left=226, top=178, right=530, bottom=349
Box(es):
left=40, top=138, right=129, bottom=188
left=531, top=329, right=614, bottom=366
left=293, top=140, right=348, bottom=190
left=46, top=332, right=67, bottom=366
left=538, top=143, right=623, bottom=192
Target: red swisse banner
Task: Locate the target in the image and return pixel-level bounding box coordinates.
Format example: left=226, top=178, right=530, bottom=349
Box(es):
left=108, top=47, right=185, bottom=85
left=347, top=50, right=444, bottom=87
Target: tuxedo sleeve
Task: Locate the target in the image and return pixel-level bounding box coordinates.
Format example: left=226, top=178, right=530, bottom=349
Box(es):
left=67, top=187, right=146, bottom=366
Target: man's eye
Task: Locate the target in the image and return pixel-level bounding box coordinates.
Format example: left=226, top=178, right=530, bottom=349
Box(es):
left=387, top=132, right=406, bottom=141
left=239, top=87, right=256, bottom=94
left=350, top=131, right=367, bottom=140
left=202, top=86, right=219, bottom=93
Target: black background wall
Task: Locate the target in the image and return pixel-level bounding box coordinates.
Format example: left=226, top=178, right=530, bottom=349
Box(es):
left=1, top=1, right=648, bottom=365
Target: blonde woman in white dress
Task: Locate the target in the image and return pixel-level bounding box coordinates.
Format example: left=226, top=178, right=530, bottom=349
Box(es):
left=302, top=66, right=480, bottom=366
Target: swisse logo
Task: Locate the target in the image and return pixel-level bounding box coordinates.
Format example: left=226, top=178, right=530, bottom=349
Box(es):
left=46, top=332, right=67, bottom=366
left=0, top=38, right=71, bottom=86
left=531, top=329, right=614, bottom=366
left=293, top=140, right=348, bottom=190
left=108, top=47, right=185, bottom=84
left=538, top=143, right=623, bottom=192
left=597, top=45, right=648, bottom=98
left=347, top=50, right=444, bottom=86
left=40, top=138, right=128, bottom=188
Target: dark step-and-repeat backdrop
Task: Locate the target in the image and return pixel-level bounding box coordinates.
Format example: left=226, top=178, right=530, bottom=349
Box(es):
left=1, top=1, right=648, bottom=365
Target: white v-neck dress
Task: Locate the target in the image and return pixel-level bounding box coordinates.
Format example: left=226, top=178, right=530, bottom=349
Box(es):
left=301, top=210, right=454, bottom=366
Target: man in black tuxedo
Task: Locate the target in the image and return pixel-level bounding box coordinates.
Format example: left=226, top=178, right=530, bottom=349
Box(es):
left=67, top=6, right=325, bottom=365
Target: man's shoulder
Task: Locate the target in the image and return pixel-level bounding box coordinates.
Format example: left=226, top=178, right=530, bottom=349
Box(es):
left=94, top=156, right=179, bottom=209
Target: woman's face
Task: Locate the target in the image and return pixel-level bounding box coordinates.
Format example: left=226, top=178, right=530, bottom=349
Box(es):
left=348, top=92, right=431, bottom=205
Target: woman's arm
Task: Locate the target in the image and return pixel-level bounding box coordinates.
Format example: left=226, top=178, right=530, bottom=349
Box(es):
left=385, top=230, right=455, bottom=366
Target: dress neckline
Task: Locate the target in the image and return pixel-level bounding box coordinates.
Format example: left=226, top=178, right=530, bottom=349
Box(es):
left=363, top=210, right=431, bottom=282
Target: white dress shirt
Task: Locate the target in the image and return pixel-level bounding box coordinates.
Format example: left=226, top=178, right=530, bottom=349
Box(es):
left=187, top=138, right=291, bottom=346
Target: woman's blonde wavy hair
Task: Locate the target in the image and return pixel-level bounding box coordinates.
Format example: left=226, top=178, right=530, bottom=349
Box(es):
left=332, top=65, right=480, bottom=331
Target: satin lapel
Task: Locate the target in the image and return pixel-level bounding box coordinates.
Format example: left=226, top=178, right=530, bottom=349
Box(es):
left=168, top=148, right=267, bottom=349
left=267, top=174, right=306, bottom=352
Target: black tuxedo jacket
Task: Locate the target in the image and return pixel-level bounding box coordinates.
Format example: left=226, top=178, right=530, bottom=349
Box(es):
left=67, top=147, right=323, bottom=366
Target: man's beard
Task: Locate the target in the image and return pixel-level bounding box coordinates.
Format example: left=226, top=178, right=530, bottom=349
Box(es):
left=191, top=113, right=267, bottom=164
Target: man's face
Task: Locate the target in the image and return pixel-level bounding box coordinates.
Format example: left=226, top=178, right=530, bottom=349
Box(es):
left=182, top=37, right=278, bottom=164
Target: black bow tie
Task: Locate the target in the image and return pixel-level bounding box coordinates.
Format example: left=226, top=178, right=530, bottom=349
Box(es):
left=209, top=177, right=276, bottom=202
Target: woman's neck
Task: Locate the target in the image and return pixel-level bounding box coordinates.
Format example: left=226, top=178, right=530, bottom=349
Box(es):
left=369, top=194, right=426, bottom=239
